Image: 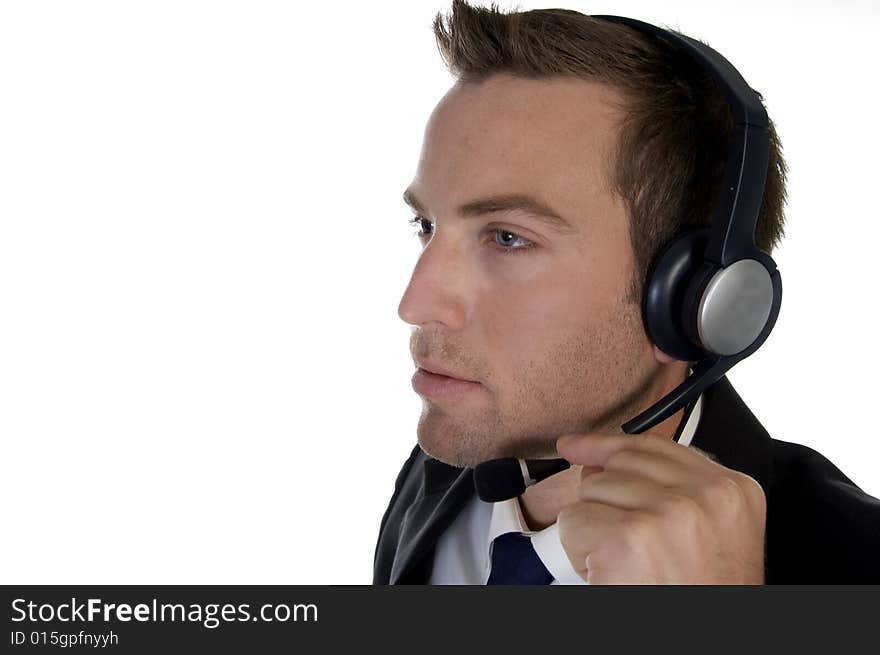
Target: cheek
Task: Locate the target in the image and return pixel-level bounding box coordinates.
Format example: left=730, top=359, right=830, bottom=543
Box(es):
left=480, top=255, right=617, bottom=338
left=474, top=249, right=646, bottom=392
left=477, top=262, right=612, bottom=372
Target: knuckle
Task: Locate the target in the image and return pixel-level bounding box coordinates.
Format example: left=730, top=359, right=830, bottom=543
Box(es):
left=734, top=471, right=767, bottom=512
left=660, top=491, right=701, bottom=517
left=557, top=503, right=574, bottom=525
left=629, top=434, right=655, bottom=451
left=577, top=471, right=607, bottom=499
left=618, top=511, right=653, bottom=545
left=637, top=433, right=675, bottom=452
left=556, top=503, right=580, bottom=531
left=698, top=475, right=747, bottom=514
left=556, top=504, right=586, bottom=551
left=659, top=493, right=702, bottom=536
left=557, top=518, right=574, bottom=549
left=690, top=446, right=720, bottom=463
left=578, top=465, right=603, bottom=482
left=604, top=449, right=635, bottom=469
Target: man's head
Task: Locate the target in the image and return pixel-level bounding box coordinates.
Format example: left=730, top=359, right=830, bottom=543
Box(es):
left=398, top=1, right=787, bottom=467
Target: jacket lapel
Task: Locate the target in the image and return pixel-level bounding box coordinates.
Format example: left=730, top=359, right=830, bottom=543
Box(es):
left=389, top=456, right=475, bottom=584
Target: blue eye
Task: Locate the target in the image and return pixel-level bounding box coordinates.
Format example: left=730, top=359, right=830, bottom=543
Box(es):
left=492, top=229, right=532, bottom=251
left=407, top=216, right=534, bottom=253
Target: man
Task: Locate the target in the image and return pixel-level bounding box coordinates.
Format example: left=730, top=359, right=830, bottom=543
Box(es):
left=374, top=0, right=880, bottom=584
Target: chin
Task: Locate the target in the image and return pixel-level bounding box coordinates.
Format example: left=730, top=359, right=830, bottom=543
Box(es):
left=416, top=415, right=553, bottom=469
left=416, top=432, right=478, bottom=468
left=419, top=437, right=559, bottom=469
left=415, top=417, right=494, bottom=468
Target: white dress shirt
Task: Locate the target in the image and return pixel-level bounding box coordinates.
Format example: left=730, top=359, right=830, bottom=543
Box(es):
left=428, top=394, right=704, bottom=584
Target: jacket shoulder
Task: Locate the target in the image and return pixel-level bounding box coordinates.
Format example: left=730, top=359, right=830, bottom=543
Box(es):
left=372, top=443, right=426, bottom=584
left=766, top=438, right=880, bottom=583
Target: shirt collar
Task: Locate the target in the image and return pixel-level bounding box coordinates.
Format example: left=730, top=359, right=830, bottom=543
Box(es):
left=676, top=392, right=702, bottom=447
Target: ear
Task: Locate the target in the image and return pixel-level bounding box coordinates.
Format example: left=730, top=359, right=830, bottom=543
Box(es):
left=652, top=344, right=680, bottom=364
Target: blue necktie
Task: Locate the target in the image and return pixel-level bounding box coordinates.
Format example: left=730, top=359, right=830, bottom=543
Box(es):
left=487, top=531, right=554, bottom=585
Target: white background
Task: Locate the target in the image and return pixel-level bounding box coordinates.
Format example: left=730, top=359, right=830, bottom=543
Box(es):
left=1, top=0, right=877, bottom=584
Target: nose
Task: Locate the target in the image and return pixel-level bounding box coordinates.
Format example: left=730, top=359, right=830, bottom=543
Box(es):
left=398, top=238, right=469, bottom=331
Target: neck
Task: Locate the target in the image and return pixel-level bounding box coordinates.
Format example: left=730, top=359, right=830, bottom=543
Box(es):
left=517, top=396, right=688, bottom=532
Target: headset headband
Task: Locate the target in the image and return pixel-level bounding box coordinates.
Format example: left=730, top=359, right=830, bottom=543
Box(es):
left=594, top=15, right=772, bottom=268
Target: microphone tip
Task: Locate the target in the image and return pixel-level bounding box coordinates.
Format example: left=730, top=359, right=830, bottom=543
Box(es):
left=472, top=458, right=525, bottom=502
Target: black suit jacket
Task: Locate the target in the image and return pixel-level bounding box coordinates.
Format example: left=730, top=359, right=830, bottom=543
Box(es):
left=373, top=377, right=880, bottom=584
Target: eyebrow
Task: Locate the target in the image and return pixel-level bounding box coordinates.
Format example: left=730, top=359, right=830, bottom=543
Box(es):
left=402, top=187, right=577, bottom=234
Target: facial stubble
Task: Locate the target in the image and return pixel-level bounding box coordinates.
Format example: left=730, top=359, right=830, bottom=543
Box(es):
left=414, top=293, right=658, bottom=468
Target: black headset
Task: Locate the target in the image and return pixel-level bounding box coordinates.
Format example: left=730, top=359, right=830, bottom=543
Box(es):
left=473, top=15, right=783, bottom=502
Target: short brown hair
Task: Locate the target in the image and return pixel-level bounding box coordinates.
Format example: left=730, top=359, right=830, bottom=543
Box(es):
left=431, top=0, right=787, bottom=301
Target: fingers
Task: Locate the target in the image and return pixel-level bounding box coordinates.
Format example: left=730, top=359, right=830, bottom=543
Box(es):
left=577, top=469, right=672, bottom=511
left=556, top=501, right=629, bottom=580
left=557, top=432, right=721, bottom=474
left=556, top=432, right=644, bottom=467
left=554, top=432, right=768, bottom=584
left=591, top=448, right=695, bottom=488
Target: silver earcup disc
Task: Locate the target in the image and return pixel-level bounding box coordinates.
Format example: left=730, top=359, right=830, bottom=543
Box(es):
left=697, top=259, right=774, bottom=356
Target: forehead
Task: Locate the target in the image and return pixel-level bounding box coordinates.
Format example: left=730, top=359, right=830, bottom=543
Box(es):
left=414, top=74, right=627, bottom=214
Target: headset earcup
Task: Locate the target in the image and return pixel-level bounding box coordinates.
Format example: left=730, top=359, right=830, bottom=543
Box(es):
left=688, top=258, right=776, bottom=356
left=642, top=229, right=712, bottom=361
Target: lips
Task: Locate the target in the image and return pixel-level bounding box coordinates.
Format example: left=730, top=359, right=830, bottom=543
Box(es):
left=411, top=366, right=483, bottom=399
left=413, top=359, right=478, bottom=383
